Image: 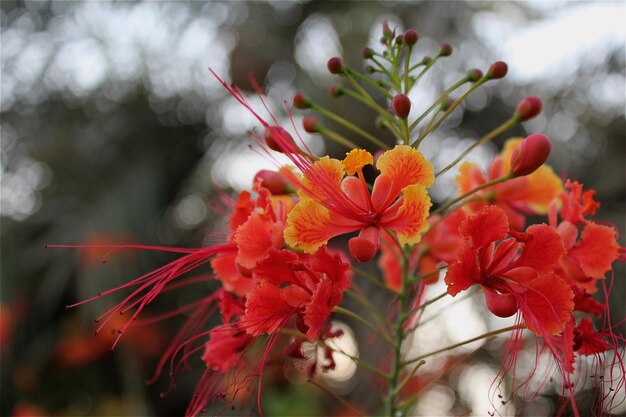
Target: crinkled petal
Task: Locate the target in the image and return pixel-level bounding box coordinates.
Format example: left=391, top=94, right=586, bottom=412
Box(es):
left=284, top=197, right=363, bottom=253
left=570, top=222, right=619, bottom=279
left=458, top=205, right=509, bottom=248
left=445, top=241, right=481, bottom=296
left=376, top=145, right=434, bottom=204
left=308, top=247, right=352, bottom=295
left=520, top=272, right=574, bottom=336
left=301, top=156, right=345, bottom=202
left=253, top=248, right=299, bottom=286
left=380, top=184, right=432, bottom=246
left=242, top=282, right=295, bottom=336
left=234, top=212, right=274, bottom=269
left=304, top=279, right=336, bottom=341
left=457, top=161, right=486, bottom=195
left=211, top=251, right=256, bottom=297
left=514, top=224, right=565, bottom=273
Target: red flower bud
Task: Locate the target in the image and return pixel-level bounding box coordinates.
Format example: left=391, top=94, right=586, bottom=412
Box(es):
left=329, top=84, right=344, bottom=97
left=392, top=94, right=411, bottom=119
left=484, top=288, right=517, bottom=318
left=327, top=57, right=344, bottom=74
left=487, top=61, right=508, bottom=80
left=362, top=47, right=374, bottom=59
left=439, top=43, right=453, bottom=57
left=263, top=126, right=296, bottom=153
left=253, top=170, right=291, bottom=195
left=510, top=133, right=552, bottom=177
left=292, top=92, right=310, bottom=109
left=403, top=29, right=418, bottom=46
left=467, top=68, right=484, bottom=82
left=348, top=226, right=380, bottom=262
left=515, top=96, right=543, bottom=121
left=302, top=116, right=319, bottom=133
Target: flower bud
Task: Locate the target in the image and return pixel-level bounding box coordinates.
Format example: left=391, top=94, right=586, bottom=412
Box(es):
left=484, top=289, right=517, bottom=318
left=292, top=92, right=311, bottom=109
left=253, top=170, right=291, bottom=195
left=421, top=56, right=433, bottom=66
left=440, top=96, right=455, bottom=111
left=510, top=134, right=552, bottom=177
left=348, top=226, right=380, bottom=262
left=439, top=43, right=453, bottom=57
left=264, top=126, right=296, bottom=153
left=302, top=116, right=319, bottom=133
left=392, top=94, right=411, bottom=119
left=395, top=34, right=404, bottom=45
left=467, top=68, right=484, bottom=82
left=403, top=29, right=418, bottom=46
left=329, top=84, right=344, bottom=97
left=365, top=65, right=376, bottom=74
left=361, top=47, right=374, bottom=59
left=327, top=57, right=344, bottom=74
left=514, top=96, right=543, bottom=121
left=487, top=61, right=508, bottom=80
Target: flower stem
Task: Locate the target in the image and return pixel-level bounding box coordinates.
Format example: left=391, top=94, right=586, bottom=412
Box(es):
left=332, top=306, right=395, bottom=348
left=403, top=325, right=522, bottom=365
left=435, top=116, right=518, bottom=178
left=432, top=172, right=514, bottom=215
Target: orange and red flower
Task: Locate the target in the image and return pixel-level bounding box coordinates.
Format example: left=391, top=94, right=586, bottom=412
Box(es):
left=285, top=146, right=434, bottom=262
left=457, top=138, right=563, bottom=230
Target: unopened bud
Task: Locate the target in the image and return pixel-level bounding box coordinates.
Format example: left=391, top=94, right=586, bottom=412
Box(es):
left=467, top=68, right=484, bottom=82
left=253, top=170, right=291, bottom=195
left=365, top=65, right=376, bottom=74
left=392, top=94, right=411, bottom=119
left=487, top=61, right=508, bottom=80
left=510, top=134, right=552, bottom=177
left=395, top=34, right=404, bottom=45
left=292, top=92, right=311, bottom=109
left=421, top=56, right=433, bottom=66
left=327, top=57, right=344, bottom=74
left=264, top=126, right=296, bottom=153
left=329, top=84, right=344, bottom=97
left=403, top=29, right=418, bottom=46
left=348, top=226, right=380, bottom=262
left=362, top=47, right=374, bottom=59
left=515, top=96, right=543, bottom=121
left=439, top=43, right=453, bottom=57
left=440, top=96, right=455, bottom=111
left=302, top=116, right=319, bottom=133
left=375, top=115, right=387, bottom=130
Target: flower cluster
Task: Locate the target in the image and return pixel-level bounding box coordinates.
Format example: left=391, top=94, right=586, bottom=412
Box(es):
left=53, top=23, right=625, bottom=417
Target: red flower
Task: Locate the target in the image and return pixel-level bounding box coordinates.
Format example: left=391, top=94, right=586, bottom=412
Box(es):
left=445, top=205, right=573, bottom=336
left=242, top=247, right=351, bottom=341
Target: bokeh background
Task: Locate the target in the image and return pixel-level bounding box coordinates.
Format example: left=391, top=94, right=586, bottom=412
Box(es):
left=1, top=1, right=624, bottom=416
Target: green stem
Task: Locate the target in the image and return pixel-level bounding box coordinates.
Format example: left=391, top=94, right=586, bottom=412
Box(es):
left=310, top=103, right=390, bottom=150
left=318, top=339, right=390, bottom=379
left=435, top=116, right=518, bottom=178
left=333, top=306, right=395, bottom=348
left=345, top=288, right=390, bottom=333
left=416, top=78, right=487, bottom=144
left=315, top=125, right=360, bottom=149
left=353, top=267, right=398, bottom=295
left=403, top=325, right=522, bottom=366
left=409, top=77, right=470, bottom=136
left=348, top=67, right=395, bottom=99
left=432, top=172, right=514, bottom=215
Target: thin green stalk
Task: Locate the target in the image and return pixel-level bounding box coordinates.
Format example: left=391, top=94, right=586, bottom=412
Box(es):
left=415, top=78, right=487, bottom=144
left=435, top=116, right=518, bottom=177
left=348, top=67, right=394, bottom=99
left=353, top=267, right=398, bottom=295
left=333, top=306, right=395, bottom=348
left=310, top=103, right=390, bottom=149
left=408, top=266, right=446, bottom=284
left=345, top=288, right=390, bottom=333
left=409, top=77, right=470, bottom=134
left=318, top=339, right=390, bottom=379
left=403, top=325, right=521, bottom=365
left=432, top=172, right=514, bottom=215
left=315, top=125, right=360, bottom=150
left=385, top=245, right=412, bottom=417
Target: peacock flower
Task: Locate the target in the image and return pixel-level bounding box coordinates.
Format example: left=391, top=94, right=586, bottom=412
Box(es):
left=457, top=138, right=563, bottom=230
left=444, top=205, right=573, bottom=336
left=285, top=145, right=434, bottom=262
left=550, top=180, right=622, bottom=294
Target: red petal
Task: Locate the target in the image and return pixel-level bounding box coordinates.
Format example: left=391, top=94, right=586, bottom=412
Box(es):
left=304, top=279, right=336, bottom=340
left=253, top=248, right=299, bottom=286
left=242, top=282, right=295, bottom=336
left=520, top=272, right=574, bottom=336
left=514, top=224, right=565, bottom=274
left=235, top=212, right=274, bottom=268
left=458, top=205, right=509, bottom=248
left=569, top=222, right=619, bottom=279
left=483, top=287, right=517, bottom=318
left=445, top=241, right=481, bottom=296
